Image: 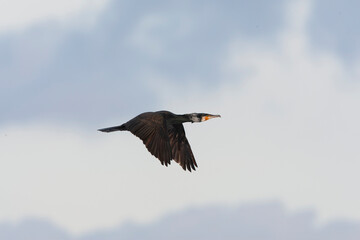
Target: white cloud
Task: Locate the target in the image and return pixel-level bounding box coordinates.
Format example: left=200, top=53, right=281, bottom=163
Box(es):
left=0, top=124, right=189, bottom=234
left=1, top=0, right=360, bottom=235
left=154, top=0, right=360, bottom=226
left=0, top=122, right=248, bottom=234
left=0, top=0, right=108, bottom=32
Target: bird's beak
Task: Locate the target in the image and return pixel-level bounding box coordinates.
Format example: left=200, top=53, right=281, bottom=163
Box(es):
left=201, top=114, right=221, bottom=121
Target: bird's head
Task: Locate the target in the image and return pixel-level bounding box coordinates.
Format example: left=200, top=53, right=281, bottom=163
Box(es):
left=188, top=113, right=221, bottom=123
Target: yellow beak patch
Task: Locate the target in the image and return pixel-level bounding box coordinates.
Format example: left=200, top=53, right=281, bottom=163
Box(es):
left=202, top=116, right=212, bottom=121
left=201, top=114, right=221, bottom=122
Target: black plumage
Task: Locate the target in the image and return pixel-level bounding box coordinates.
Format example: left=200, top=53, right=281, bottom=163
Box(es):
left=98, top=111, right=220, bottom=171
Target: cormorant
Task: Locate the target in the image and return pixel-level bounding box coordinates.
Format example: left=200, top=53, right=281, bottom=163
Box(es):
left=98, top=111, right=221, bottom=171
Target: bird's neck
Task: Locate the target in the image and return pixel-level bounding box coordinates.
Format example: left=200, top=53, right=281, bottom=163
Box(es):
left=182, top=114, right=193, bottom=122
left=171, top=114, right=193, bottom=124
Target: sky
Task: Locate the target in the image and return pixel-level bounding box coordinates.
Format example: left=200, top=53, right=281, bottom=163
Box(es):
left=0, top=0, right=360, bottom=237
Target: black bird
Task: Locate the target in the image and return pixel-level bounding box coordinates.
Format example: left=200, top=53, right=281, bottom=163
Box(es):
left=98, top=111, right=221, bottom=171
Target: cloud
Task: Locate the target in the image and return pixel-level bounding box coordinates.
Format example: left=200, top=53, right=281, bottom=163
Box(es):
left=1, top=0, right=360, bottom=235
left=0, top=0, right=108, bottom=33
left=0, top=123, right=238, bottom=234
left=0, top=0, right=286, bottom=126
left=1, top=202, right=360, bottom=240
left=0, top=0, right=358, bottom=126
left=0, top=218, right=71, bottom=240
left=153, top=0, right=360, bottom=227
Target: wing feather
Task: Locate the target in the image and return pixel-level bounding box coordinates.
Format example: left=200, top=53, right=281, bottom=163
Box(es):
left=125, top=112, right=172, bottom=166
left=168, top=124, right=198, bottom=171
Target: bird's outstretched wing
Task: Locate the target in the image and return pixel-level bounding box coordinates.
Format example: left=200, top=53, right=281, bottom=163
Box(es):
left=125, top=112, right=172, bottom=166
left=168, top=124, right=198, bottom=171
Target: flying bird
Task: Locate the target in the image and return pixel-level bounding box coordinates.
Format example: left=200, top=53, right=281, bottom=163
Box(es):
left=98, top=111, right=221, bottom=171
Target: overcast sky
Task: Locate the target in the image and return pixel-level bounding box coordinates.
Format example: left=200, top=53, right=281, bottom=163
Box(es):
left=0, top=0, right=359, bottom=235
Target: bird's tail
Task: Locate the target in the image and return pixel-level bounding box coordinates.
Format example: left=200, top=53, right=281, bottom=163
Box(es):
left=98, top=124, right=126, bottom=132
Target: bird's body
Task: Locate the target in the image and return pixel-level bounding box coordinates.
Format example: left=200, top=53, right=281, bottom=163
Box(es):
left=98, top=111, right=220, bottom=171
